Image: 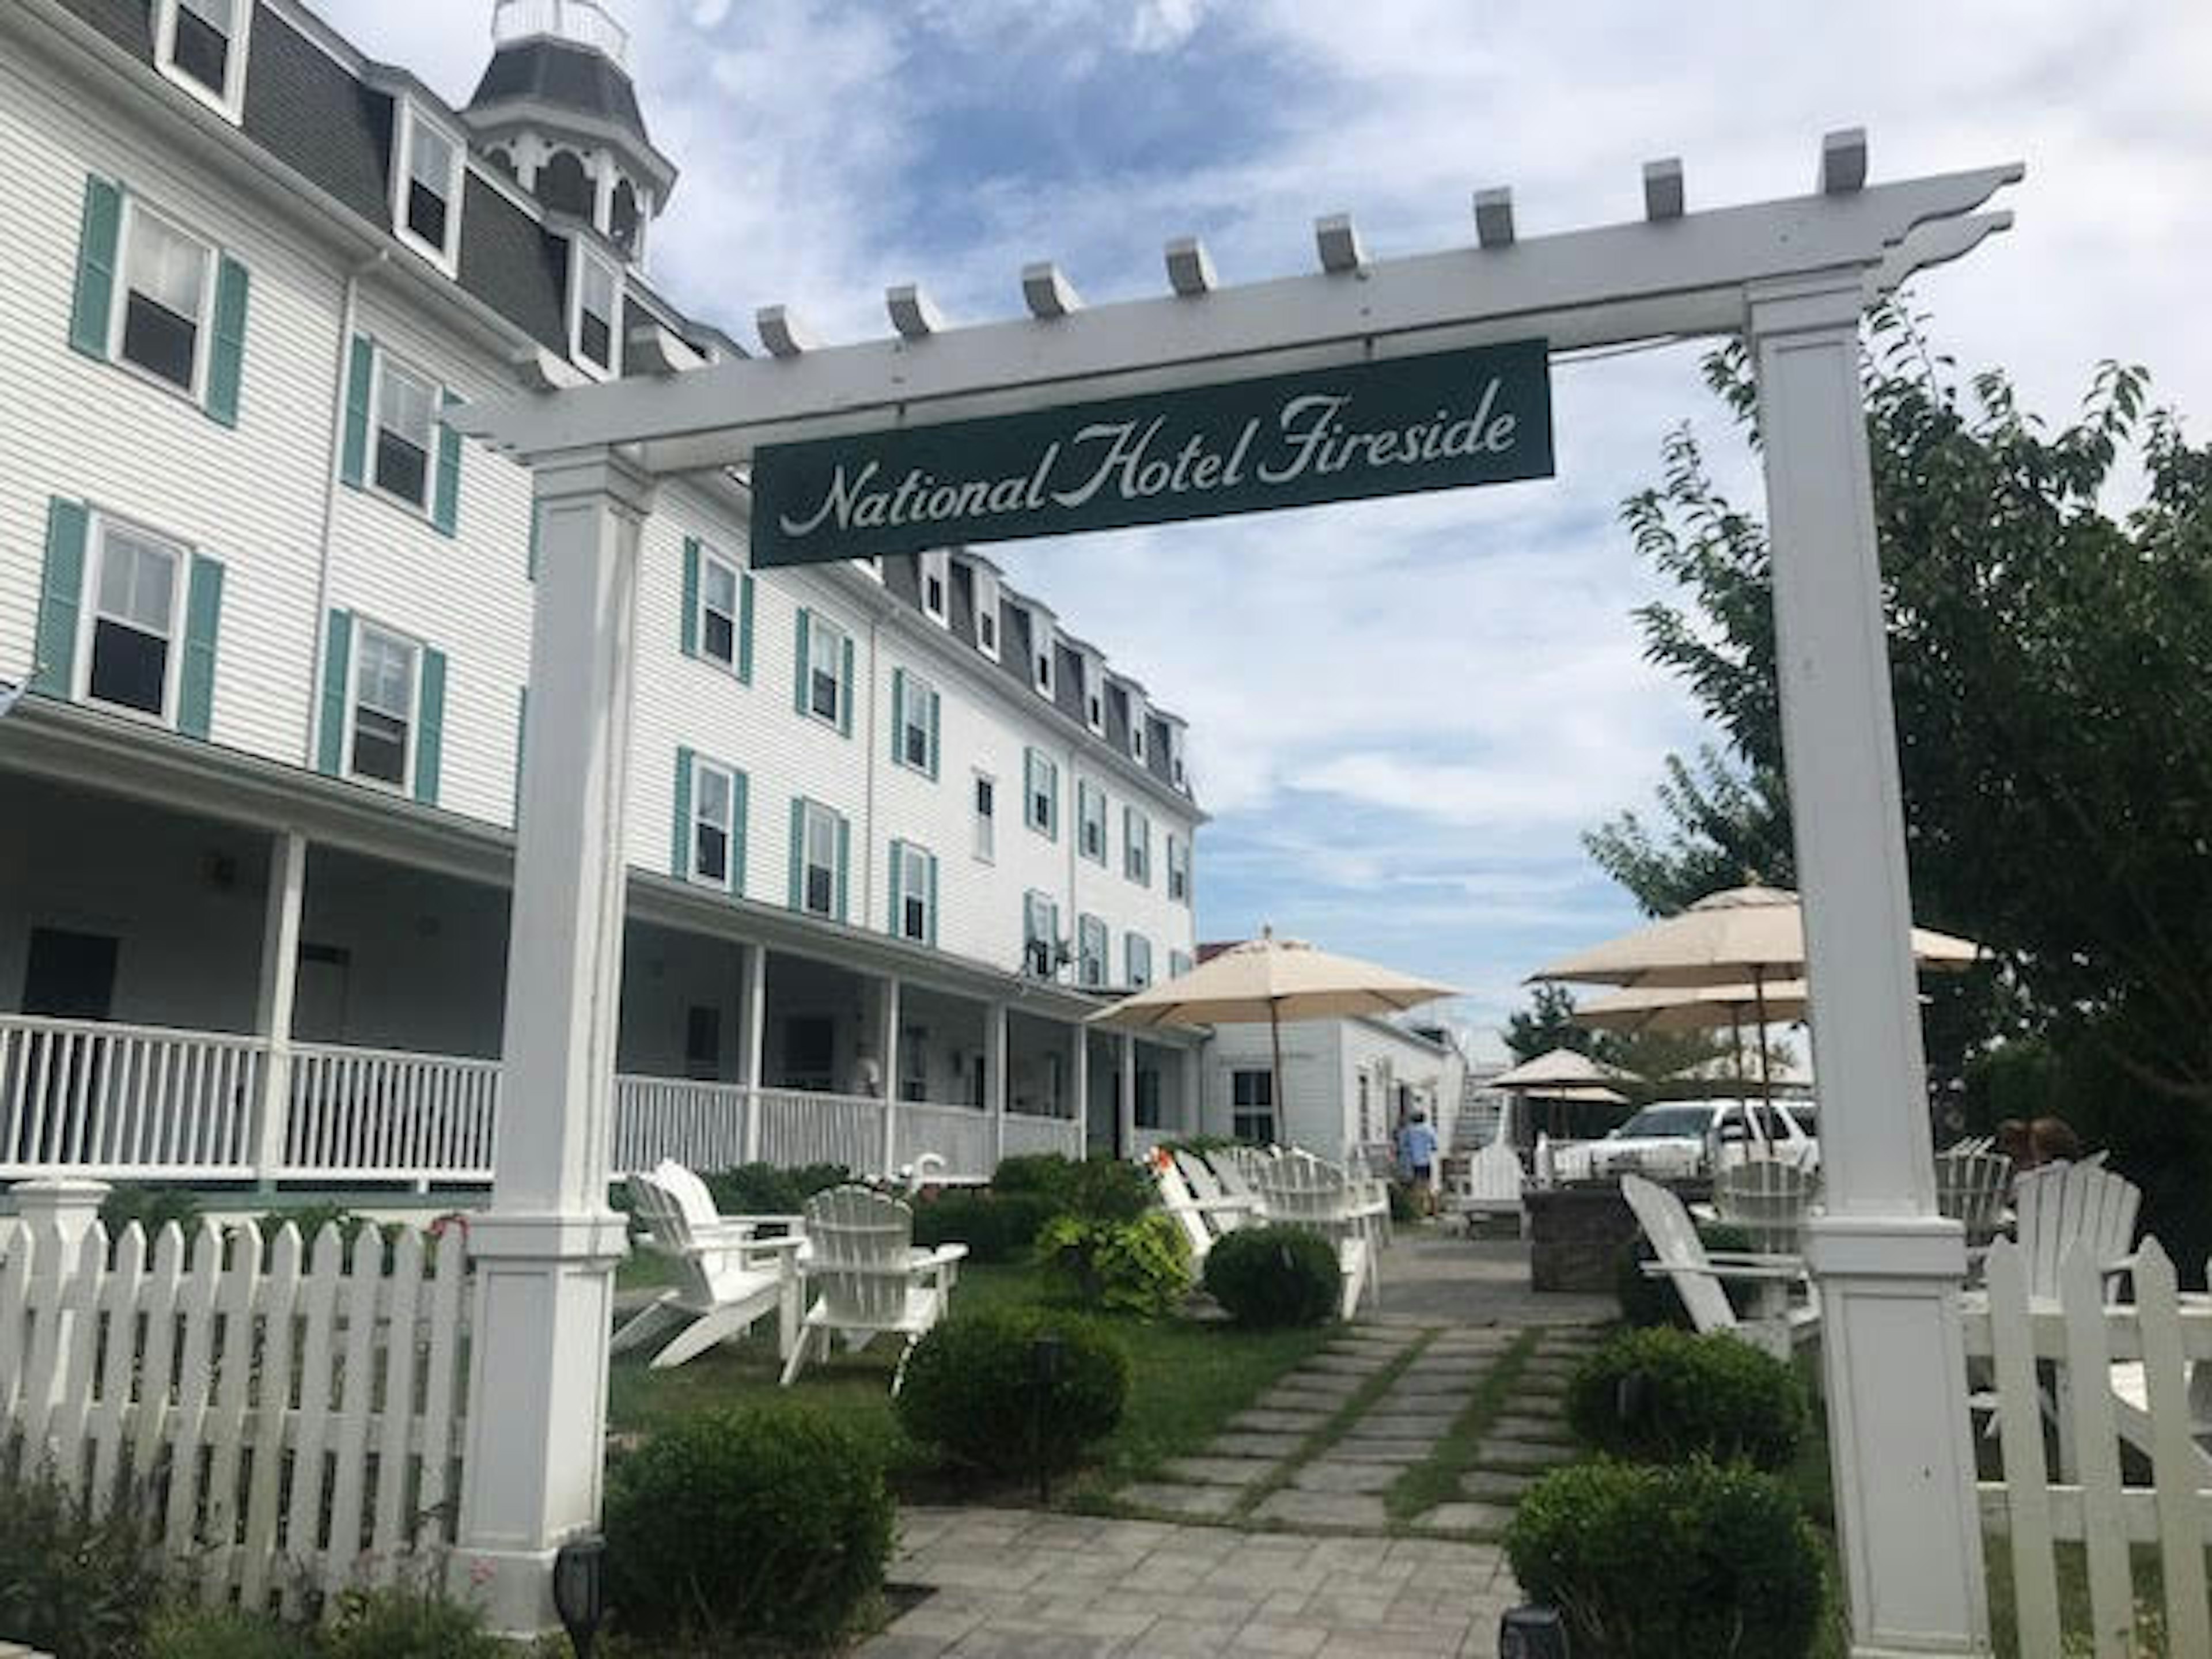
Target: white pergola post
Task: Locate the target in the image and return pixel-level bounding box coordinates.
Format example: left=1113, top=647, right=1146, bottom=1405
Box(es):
left=986, top=1002, right=1009, bottom=1165
left=1750, top=274, right=1988, bottom=1656
left=454, top=448, right=651, bottom=1634
left=879, top=974, right=901, bottom=1174
left=1117, top=1032, right=1137, bottom=1158
left=251, top=828, right=306, bottom=1188
left=740, top=940, right=767, bottom=1162
left=1070, top=1023, right=1090, bottom=1155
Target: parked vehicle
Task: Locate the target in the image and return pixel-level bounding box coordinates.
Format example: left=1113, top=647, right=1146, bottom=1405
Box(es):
left=1552, top=1098, right=1819, bottom=1182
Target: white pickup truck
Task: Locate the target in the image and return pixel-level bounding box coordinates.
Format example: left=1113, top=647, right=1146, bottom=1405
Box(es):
left=1546, top=1097, right=1819, bottom=1183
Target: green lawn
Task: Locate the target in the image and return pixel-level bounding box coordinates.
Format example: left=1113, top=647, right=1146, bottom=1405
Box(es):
left=608, top=1262, right=1332, bottom=1499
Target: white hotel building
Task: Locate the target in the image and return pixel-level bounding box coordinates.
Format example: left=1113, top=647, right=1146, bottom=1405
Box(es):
left=0, top=0, right=1209, bottom=1190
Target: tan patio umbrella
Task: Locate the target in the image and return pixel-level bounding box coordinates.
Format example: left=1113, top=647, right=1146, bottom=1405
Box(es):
left=1487, top=1047, right=1634, bottom=1138
left=1574, top=980, right=1811, bottom=1107
left=1089, top=929, right=1457, bottom=1130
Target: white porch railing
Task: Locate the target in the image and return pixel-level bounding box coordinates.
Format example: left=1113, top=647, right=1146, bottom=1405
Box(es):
left=1002, top=1110, right=1084, bottom=1161
left=283, top=1042, right=501, bottom=1183
left=753, top=1087, right=884, bottom=1173
left=892, top=1099, right=993, bottom=1181
left=611, top=1075, right=751, bottom=1174
left=2, top=1015, right=264, bottom=1180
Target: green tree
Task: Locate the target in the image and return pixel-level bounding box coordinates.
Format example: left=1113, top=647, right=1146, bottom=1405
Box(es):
left=1593, top=306, right=2212, bottom=1273
left=1502, top=983, right=1595, bottom=1063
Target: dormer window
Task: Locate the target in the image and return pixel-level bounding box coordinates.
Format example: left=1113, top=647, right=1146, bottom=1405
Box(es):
left=610, top=179, right=642, bottom=256
left=1082, top=664, right=1105, bottom=734
left=394, top=104, right=465, bottom=272
left=571, top=245, right=622, bottom=378
left=1133, top=716, right=1149, bottom=763
left=157, top=0, right=248, bottom=119
left=973, top=567, right=1001, bottom=660
left=1031, top=618, right=1056, bottom=698
left=919, top=551, right=949, bottom=626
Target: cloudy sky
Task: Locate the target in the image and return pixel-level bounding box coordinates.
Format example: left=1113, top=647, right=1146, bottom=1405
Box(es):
left=323, top=1, right=2212, bottom=1055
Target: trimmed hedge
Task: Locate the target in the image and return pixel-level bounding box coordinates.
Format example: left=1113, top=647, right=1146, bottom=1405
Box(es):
left=1202, top=1226, right=1341, bottom=1327
left=897, top=1307, right=1130, bottom=1478
left=1506, top=1458, right=1824, bottom=1659
left=604, top=1404, right=895, bottom=1649
left=700, top=1162, right=851, bottom=1217
left=912, top=1190, right=1056, bottom=1263
left=1565, top=1327, right=1809, bottom=1472
left=1060, top=1157, right=1154, bottom=1222
left=989, top=1153, right=1078, bottom=1203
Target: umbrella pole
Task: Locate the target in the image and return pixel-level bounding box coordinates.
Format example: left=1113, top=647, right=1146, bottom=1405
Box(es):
left=1268, top=998, right=1286, bottom=1149
left=1753, top=969, right=1775, bottom=1152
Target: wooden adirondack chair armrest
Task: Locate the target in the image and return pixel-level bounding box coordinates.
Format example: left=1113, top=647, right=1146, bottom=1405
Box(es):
left=715, top=1234, right=804, bottom=1274
left=1639, top=1259, right=1805, bottom=1283
left=1188, top=1195, right=1253, bottom=1215
left=912, top=1243, right=969, bottom=1274
left=1704, top=1249, right=1808, bottom=1271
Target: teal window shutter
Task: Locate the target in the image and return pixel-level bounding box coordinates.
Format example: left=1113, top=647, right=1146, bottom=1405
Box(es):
left=33, top=499, right=89, bottom=698
left=835, top=812, right=851, bottom=921
left=925, top=685, right=941, bottom=781
left=889, top=668, right=906, bottom=766
left=926, top=851, right=938, bottom=948
left=738, top=573, right=755, bottom=684
left=888, top=838, right=904, bottom=933
left=204, top=256, right=249, bottom=427
left=413, top=647, right=447, bottom=804
left=177, top=554, right=225, bottom=738
left=432, top=393, right=463, bottom=537
left=69, top=177, right=122, bottom=361
left=793, top=609, right=811, bottom=715
left=787, top=797, right=806, bottom=909
left=340, top=336, right=374, bottom=488
left=316, top=610, right=353, bottom=774
left=838, top=634, right=855, bottom=737
left=513, top=687, right=528, bottom=828
left=680, top=537, right=700, bottom=657
left=671, top=746, right=694, bottom=877
left=730, top=770, right=749, bottom=896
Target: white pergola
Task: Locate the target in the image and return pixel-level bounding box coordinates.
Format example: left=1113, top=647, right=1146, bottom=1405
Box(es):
left=454, top=131, right=2018, bottom=1655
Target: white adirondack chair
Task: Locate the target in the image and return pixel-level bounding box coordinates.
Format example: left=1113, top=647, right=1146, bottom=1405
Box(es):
left=2014, top=1161, right=2141, bottom=1300
left=1936, top=1147, right=2013, bottom=1251
left=1150, top=1152, right=1249, bottom=1265
left=1174, top=1149, right=1255, bottom=1233
left=1250, top=1153, right=1377, bottom=1317
left=780, top=1184, right=967, bottom=1395
left=1713, top=1160, right=1820, bottom=1256
left=612, top=1163, right=804, bottom=1370
left=1445, top=1141, right=1527, bottom=1233
left=1619, top=1173, right=1818, bottom=1361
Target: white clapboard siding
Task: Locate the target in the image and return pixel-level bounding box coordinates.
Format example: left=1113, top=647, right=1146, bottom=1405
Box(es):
left=0, top=1218, right=470, bottom=1616
left=1964, top=1236, right=2212, bottom=1657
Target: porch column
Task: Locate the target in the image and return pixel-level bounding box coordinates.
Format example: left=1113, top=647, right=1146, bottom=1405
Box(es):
left=1117, top=1032, right=1137, bottom=1159
left=1749, top=275, right=1986, bottom=1656
left=986, top=1002, right=1009, bottom=1165
left=879, top=975, right=901, bottom=1175
left=740, top=941, right=766, bottom=1163
left=456, top=448, right=653, bottom=1634
left=251, top=828, right=306, bottom=1189
left=1070, top=1023, right=1089, bottom=1157
left=1181, top=1046, right=1202, bottom=1138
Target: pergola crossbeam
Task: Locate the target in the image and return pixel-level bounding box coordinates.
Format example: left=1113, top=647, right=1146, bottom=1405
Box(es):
left=460, top=158, right=2019, bottom=475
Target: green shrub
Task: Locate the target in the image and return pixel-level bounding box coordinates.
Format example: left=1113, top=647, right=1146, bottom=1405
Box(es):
left=911, top=1190, right=1056, bottom=1264
left=1613, top=1221, right=1758, bottom=1328
left=1036, top=1210, right=1192, bottom=1315
left=0, top=1440, right=167, bottom=1659
left=896, top=1307, right=1130, bottom=1478
left=1506, top=1459, right=1823, bottom=1659
left=98, top=1183, right=202, bottom=1240
left=604, top=1404, right=894, bottom=1649
left=700, top=1162, right=850, bottom=1217
left=1566, top=1327, right=1809, bottom=1472
left=1201, top=1226, right=1341, bottom=1327
left=989, top=1153, right=1077, bottom=1203
left=147, top=1605, right=310, bottom=1659
left=1061, top=1156, right=1154, bottom=1222
left=322, top=1581, right=505, bottom=1659
left=1386, top=1181, right=1421, bottom=1225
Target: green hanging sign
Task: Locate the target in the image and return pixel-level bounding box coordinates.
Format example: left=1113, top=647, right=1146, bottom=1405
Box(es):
left=749, top=338, right=1554, bottom=567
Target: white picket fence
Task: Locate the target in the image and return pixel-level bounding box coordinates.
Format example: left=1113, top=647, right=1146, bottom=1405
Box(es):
left=0, top=1217, right=471, bottom=1617
left=1962, top=1236, right=2212, bottom=1657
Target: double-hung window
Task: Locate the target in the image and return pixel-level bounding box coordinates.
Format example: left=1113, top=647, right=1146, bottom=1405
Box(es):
left=891, top=840, right=935, bottom=945
left=802, top=613, right=849, bottom=728
left=117, top=204, right=212, bottom=395
left=85, top=518, right=185, bottom=718
left=687, top=757, right=738, bottom=890
left=1077, top=779, right=1107, bottom=865
left=349, top=623, right=419, bottom=789
left=157, top=0, right=248, bottom=117
left=1024, top=748, right=1058, bottom=839
left=972, top=772, right=996, bottom=862
left=373, top=357, right=437, bottom=509
left=1023, top=891, right=1058, bottom=977
left=974, top=567, right=1000, bottom=658
left=571, top=245, right=622, bottom=378
left=794, top=798, right=844, bottom=920
left=918, top=550, right=949, bottom=625
left=893, top=669, right=938, bottom=777
left=1166, top=834, right=1191, bottom=903
left=1124, top=806, right=1152, bottom=886
left=1078, top=914, right=1109, bottom=990
left=1232, top=1070, right=1277, bottom=1145
left=702, top=554, right=740, bottom=667
left=1170, top=950, right=1194, bottom=980
left=1126, top=934, right=1153, bottom=989
left=395, top=104, right=465, bottom=271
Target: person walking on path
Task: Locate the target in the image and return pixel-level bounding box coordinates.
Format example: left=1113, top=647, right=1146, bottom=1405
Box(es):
left=1396, top=1109, right=1438, bottom=1214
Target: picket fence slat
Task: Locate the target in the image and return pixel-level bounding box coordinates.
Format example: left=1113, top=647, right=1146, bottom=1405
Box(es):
left=88, top=1225, right=145, bottom=1514
left=2056, top=1246, right=2133, bottom=1658
left=372, top=1229, right=425, bottom=1582
left=1983, top=1241, right=2061, bottom=1653
left=51, top=1228, right=104, bottom=1491
left=202, top=1224, right=262, bottom=1604
left=324, top=1229, right=384, bottom=1590
left=416, top=1228, right=464, bottom=1550
left=0, top=1233, right=31, bottom=1421
left=2133, top=1241, right=2211, bottom=1657
left=240, top=1225, right=303, bottom=1612
left=132, top=1225, right=186, bottom=1484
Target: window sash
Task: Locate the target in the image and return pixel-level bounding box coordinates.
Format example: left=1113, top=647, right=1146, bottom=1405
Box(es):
left=920, top=552, right=948, bottom=621
left=577, top=255, right=618, bottom=371
left=808, top=620, right=844, bottom=721
left=899, top=846, right=930, bottom=940
left=168, top=0, right=236, bottom=97
left=900, top=677, right=934, bottom=770
left=117, top=207, right=211, bottom=391
left=801, top=804, right=837, bottom=915
left=1079, top=918, right=1107, bottom=987
left=374, top=359, right=436, bottom=505
left=691, top=763, right=732, bottom=884
left=86, top=522, right=184, bottom=716
left=700, top=555, right=739, bottom=667
left=973, top=775, right=996, bottom=861
left=403, top=113, right=459, bottom=253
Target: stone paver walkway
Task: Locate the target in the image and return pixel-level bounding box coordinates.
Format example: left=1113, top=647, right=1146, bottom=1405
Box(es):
left=859, top=1232, right=1611, bottom=1658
